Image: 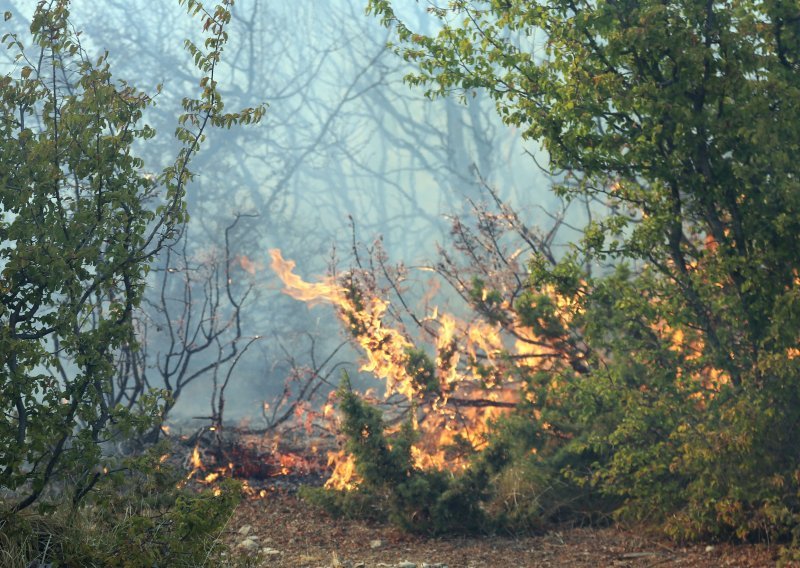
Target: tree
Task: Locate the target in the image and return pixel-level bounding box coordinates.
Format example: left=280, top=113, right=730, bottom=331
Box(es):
left=0, top=0, right=263, bottom=511
left=347, top=0, right=800, bottom=540
left=71, top=0, right=546, bottom=424
left=370, top=0, right=800, bottom=376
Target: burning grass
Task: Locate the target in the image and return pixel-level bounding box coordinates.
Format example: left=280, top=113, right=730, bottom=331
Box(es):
left=178, top=425, right=335, bottom=498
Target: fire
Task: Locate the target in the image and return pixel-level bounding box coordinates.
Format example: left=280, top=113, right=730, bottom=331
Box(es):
left=435, top=313, right=459, bottom=388
left=187, top=444, right=230, bottom=483
left=324, top=450, right=360, bottom=491
left=182, top=428, right=328, bottom=494
left=176, top=239, right=739, bottom=497
left=277, top=452, right=313, bottom=476
left=270, top=249, right=540, bottom=489
left=269, top=248, right=417, bottom=400
left=466, top=320, right=503, bottom=364
left=268, top=249, right=344, bottom=306
left=657, top=320, right=729, bottom=395
left=270, top=247, right=734, bottom=491
left=187, top=444, right=204, bottom=479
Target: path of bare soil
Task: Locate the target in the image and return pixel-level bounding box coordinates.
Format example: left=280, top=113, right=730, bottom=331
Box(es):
left=223, top=492, right=789, bottom=568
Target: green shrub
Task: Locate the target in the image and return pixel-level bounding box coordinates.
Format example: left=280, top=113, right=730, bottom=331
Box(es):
left=299, top=485, right=388, bottom=522
left=0, top=445, right=241, bottom=567
left=310, top=377, right=612, bottom=535
left=0, top=0, right=263, bottom=514
left=364, top=0, right=800, bottom=547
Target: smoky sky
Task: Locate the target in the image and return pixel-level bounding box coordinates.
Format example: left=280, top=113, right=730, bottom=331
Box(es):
left=1, top=0, right=571, bottom=423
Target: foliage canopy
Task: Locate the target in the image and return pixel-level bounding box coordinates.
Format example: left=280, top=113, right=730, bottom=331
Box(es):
left=337, top=0, right=800, bottom=541
left=0, top=0, right=262, bottom=513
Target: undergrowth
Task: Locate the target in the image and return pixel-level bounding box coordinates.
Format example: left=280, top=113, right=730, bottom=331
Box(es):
left=302, top=377, right=606, bottom=536
left=0, top=445, right=242, bottom=568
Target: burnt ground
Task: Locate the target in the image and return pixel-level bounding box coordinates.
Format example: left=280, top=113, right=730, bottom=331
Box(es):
left=222, top=491, right=791, bottom=568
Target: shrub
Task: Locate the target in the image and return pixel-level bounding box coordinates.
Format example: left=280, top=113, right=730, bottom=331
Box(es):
left=0, top=0, right=262, bottom=513
left=0, top=445, right=241, bottom=567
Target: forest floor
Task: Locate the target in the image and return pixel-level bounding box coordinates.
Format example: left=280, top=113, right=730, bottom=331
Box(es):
left=222, top=491, right=789, bottom=568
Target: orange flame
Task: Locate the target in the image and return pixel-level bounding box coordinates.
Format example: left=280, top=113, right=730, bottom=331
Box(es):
left=270, top=248, right=418, bottom=399
left=270, top=249, right=533, bottom=489
left=324, top=450, right=360, bottom=490
left=269, top=249, right=729, bottom=491
left=268, top=249, right=344, bottom=306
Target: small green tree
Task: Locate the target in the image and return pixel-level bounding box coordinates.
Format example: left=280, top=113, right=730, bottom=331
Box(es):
left=366, top=0, right=800, bottom=541
left=0, top=0, right=263, bottom=512
left=312, top=374, right=491, bottom=534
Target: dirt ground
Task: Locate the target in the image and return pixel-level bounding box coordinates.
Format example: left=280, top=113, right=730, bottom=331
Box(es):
left=223, top=492, right=789, bottom=568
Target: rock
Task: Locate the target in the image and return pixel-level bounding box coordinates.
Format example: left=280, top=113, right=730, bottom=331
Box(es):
left=397, top=562, right=417, bottom=568
left=705, top=545, right=715, bottom=552
left=238, top=537, right=259, bottom=552
left=260, top=547, right=282, bottom=556
left=370, top=539, right=383, bottom=549
left=237, top=524, right=252, bottom=536
left=422, top=564, right=448, bottom=568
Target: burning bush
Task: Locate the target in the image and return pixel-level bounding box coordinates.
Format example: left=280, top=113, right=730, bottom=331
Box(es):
left=269, top=0, right=800, bottom=547
left=271, top=182, right=800, bottom=542
left=304, top=375, right=491, bottom=534
left=271, top=236, right=610, bottom=533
